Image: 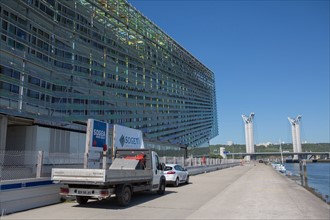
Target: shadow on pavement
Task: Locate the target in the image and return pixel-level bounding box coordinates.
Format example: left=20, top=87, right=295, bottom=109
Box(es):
left=166, top=182, right=193, bottom=187
left=71, top=190, right=177, bottom=210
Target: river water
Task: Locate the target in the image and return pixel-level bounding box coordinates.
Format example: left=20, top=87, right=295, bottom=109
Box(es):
left=284, top=162, right=330, bottom=203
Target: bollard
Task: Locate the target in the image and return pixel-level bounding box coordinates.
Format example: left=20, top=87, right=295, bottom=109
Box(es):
left=303, top=160, right=308, bottom=187
left=299, top=160, right=304, bottom=186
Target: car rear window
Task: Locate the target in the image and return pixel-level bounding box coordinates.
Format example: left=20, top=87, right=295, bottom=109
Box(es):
left=165, top=166, right=173, bottom=171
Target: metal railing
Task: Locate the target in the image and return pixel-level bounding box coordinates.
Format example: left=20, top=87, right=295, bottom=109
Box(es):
left=160, top=156, right=240, bottom=167
left=0, top=151, right=38, bottom=180
left=0, top=151, right=84, bottom=181
left=0, top=150, right=241, bottom=181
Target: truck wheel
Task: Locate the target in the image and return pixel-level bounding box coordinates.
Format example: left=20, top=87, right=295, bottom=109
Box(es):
left=173, top=177, right=179, bottom=187
left=76, top=196, right=88, bottom=205
left=117, top=186, right=131, bottom=206
left=157, top=179, right=166, bottom=195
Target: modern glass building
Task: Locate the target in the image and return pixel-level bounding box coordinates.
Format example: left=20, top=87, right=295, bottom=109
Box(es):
left=0, top=0, right=218, bottom=151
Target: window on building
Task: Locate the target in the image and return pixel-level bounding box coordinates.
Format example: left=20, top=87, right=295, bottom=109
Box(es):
left=27, top=89, right=39, bottom=99
left=2, top=20, right=8, bottom=30
left=28, top=75, right=40, bottom=86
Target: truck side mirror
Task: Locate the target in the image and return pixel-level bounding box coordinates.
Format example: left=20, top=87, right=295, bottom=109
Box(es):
left=161, top=163, right=166, bottom=171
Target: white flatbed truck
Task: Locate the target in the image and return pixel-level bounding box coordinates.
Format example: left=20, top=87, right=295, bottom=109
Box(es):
left=52, top=148, right=166, bottom=206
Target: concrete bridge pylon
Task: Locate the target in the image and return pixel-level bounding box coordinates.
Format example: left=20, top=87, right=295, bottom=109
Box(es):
left=242, top=113, right=255, bottom=161
left=288, top=115, right=302, bottom=160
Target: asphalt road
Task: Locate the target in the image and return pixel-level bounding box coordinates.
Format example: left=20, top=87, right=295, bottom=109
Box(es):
left=2, top=163, right=329, bottom=219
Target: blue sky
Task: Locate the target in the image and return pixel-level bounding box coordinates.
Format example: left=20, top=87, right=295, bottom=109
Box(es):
left=128, top=0, right=329, bottom=145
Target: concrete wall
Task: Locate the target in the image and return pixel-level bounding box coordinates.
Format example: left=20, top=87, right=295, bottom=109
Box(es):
left=6, top=126, right=86, bottom=153
left=0, top=178, right=61, bottom=215
left=70, top=132, right=86, bottom=154
left=187, top=162, right=240, bottom=175
left=37, top=127, right=51, bottom=151
left=6, top=126, right=27, bottom=151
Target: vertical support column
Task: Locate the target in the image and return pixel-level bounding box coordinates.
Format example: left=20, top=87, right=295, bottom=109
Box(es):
left=0, top=116, right=8, bottom=181
left=242, top=113, right=254, bottom=161
left=291, top=124, right=297, bottom=159
left=249, top=120, right=255, bottom=154
left=36, top=151, right=43, bottom=178
left=0, top=115, right=8, bottom=151
left=102, top=150, right=107, bottom=169
left=295, top=123, right=302, bottom=154
left=243, top=118, right=250, bottom=161
left=83, top=152, right=88, bottom=169
left=288, top=115, right=302, bottom=160
left=244, top=122, right=250, bottom=154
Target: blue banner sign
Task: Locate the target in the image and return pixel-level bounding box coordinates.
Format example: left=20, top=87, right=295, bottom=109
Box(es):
left=92, top=120, right=107, bottom=149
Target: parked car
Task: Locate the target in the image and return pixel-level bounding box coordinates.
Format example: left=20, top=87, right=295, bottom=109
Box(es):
left=164, top=164, right=189, bottom=187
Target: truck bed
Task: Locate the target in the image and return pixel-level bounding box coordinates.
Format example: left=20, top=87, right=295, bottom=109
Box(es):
left=52, top=168, right=152, bottom=185
left=52, top=149, right=153, bottom=185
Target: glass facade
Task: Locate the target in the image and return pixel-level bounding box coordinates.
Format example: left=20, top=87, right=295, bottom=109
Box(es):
left=0, top=0, right=218, bottom=148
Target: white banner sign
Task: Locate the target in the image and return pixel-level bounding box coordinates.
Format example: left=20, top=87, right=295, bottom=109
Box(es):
left=113, top=124, right=144, bottom=149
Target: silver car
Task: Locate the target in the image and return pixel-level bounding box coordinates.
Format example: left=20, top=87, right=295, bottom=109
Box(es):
left=164, top=164, right=189, bottom=187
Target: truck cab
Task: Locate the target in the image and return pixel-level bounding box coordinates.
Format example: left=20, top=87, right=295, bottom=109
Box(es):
left=152, top=151, right=165, bottom=191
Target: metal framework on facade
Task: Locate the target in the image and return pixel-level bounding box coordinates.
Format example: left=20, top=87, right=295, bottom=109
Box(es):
left=0, top=0, right=218, bottom=148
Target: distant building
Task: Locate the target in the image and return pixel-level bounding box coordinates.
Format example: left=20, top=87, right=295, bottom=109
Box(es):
left=256, top=142, right=272, bottom=147
left=227, top=141, right=233, bottom=146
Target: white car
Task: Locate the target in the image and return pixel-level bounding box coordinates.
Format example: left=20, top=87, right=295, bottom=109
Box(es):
left=164, top=164, right=189, bottom=187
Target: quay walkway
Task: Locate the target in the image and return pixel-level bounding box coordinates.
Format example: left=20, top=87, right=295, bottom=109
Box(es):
left=2, top=163, right=329, bottom=219
left=187, top=162, right=329, bottom=219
